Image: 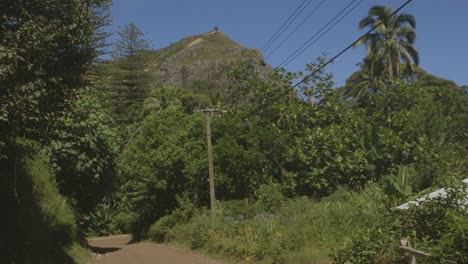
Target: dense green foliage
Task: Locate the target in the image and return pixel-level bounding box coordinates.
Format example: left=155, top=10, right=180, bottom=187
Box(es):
left=0, top=0, right=96, bottom=148
left=334, top=184, right=468, bottom=263
left=148, top=183, right=467, bottom=264
left=1, top=0, right=114, bottom=262
left=118, top=108, right=206, bottom=237
left=114, top=6, right=466, bottom=262
left=0, top=139, right=80, bottom=263
left=46, top=88, right=119, bottom=215
left=117, top=54, right=467, bottom=238
left=148, top=188, right=385, bottom=263
left=2, top=2, right=466, bottom=263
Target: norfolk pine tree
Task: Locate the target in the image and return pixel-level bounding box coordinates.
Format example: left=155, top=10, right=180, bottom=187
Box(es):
left=107, top=23, right=153, bottom=124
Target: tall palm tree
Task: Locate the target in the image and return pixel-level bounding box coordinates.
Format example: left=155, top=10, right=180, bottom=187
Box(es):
left=345, top=54, right=386, bottom=100
left=355, top=5, right=419, bottom=79
left=343, top=41, right=388, bottom=103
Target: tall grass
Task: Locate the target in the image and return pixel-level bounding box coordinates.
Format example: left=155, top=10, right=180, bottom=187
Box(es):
left=0, top=139, right=90, bottom=264
left=148, top=188, right=385, bottom=263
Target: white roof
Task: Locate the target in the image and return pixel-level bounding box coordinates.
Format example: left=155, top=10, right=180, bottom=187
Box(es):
left=395, top=178, right=468, bottom=210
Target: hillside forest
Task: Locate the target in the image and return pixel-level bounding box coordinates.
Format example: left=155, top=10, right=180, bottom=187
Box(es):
left=0, top=1, right=467, bottom=263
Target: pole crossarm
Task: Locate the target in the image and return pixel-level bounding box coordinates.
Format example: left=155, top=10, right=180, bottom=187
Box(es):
left=194, top=109, right=227, bottom=114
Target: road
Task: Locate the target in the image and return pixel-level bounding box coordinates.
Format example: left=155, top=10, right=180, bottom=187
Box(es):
left=88, top=235, right=222, bottom=264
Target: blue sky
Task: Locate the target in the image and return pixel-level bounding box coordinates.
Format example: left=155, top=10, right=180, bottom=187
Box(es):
left=109, top=0, right=468, bottom=87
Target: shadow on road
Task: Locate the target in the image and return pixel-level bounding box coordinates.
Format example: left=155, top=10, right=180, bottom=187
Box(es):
left=88, top=245, right=122, bottom=254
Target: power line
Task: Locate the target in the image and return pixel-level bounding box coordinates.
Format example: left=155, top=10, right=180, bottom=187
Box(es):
left=277, top=0, right=360, bottom=67
left=280, top=0, right=365, bottom=67
left=255, top=0, right=311, bottom=58
left=256, top=0, right=308, bottom=56
left=278, top=0, right=361, bottom=67
left=265, top=0, right=327, bottom=60
left=263, top=0, right=315, bottom=54
left=291, top=0, right=415, bottom=88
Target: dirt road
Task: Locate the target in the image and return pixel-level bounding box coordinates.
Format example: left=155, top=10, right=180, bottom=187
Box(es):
left=88, top=235, right=222, bottom=264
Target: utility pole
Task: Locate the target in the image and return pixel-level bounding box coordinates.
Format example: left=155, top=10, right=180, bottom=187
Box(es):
left=195, top=109, right=225, bottom=224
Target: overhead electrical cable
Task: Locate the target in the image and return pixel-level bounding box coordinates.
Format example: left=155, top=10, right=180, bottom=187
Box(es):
left=254, top=0, right=312, bottom=58
left=277, top=0, right=360, bottom=67
left=280, top=0, right=365, bottom=67
left=291, top=0, right=415, bottom=88
left=265, top=0, right=326, bottom=60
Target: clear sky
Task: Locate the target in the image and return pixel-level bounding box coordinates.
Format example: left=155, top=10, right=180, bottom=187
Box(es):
left=109, top=0, right=468, bottom=87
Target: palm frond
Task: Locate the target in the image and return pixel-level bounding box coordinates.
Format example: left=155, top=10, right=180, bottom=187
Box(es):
left=375, top=23, right=389, bottom=35
left=354, top=34, right=370, bottom=48
left=345, top=79, right=369, bottom=98
left=395, top=13, right=416, bottom=28
left=399, top=49, right=415, bottom=72
left=359, top=16, right=375, bottom=29
left=401, top=42, right=419, bottom=66
left=395, top=27, right=416, bottom=44
left=368, top=5, right=390, bottom=19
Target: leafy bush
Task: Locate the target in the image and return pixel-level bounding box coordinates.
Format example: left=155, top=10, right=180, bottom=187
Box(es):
left=0, top=139, right=81, bottom=263
left=148, top=188, right=384, bottom=263
left=332, top=217, right=403, bottom=263
left=401, top=183, right=468, bottom=263
left=118, top=109, right=206, bottom=236
left=219, top=199, right=257, bottom=219
left=46, top=88, right=119, bottom=215
left=333, top=183, right=468, bottom=264
left=112, top=210, right=138, bottom=234
left=256, top=182, right=284, bottom=212
left=81, top=195, right=138, bottom=236
left=27, top=150, right=78, bottom=246
left=148, top=215, right=176, bottom=242
left=148, top=196, right=197, bottom=242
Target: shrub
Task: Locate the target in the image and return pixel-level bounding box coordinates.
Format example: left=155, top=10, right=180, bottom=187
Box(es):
left=401, top=183, right=468, bottom=263
left=182, top=215, right=211, bottom=249
left=218, top=199, right=257, bottom=219
left=333, top=183, right=468, bottom=264
left=81, top=197, right=138, bottom=236
left=0, top=139, right=80, bottom=263
left=256, top=182, right=284, bottom=212
left=112, top=211, right=138, bottom=234
left=27, top=151, right=77, bottom=246
left=147, top=188, right=385, bottom=263
left=332, top=218, right=403, bottom=264
left=148, top=215, right=176, bottom=242
left=148, top=196, right=197, bottom=242
left=277, top=190, right=385, bottom=263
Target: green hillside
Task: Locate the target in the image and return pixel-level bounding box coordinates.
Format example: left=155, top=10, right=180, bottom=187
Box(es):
left=142, top=30, right=269, bottom=88
left=93, top=30, right=271, bottom=123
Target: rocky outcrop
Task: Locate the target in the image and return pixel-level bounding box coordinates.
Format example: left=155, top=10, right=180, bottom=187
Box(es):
left=146, top=31, right=271, bottom=89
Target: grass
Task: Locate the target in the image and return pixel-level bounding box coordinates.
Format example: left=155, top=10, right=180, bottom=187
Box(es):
left=66, top=243, right=93, bottom=264
left=283, top=247, right=332, bottom=264
left=0, top=139, right=93, bottom=264
left=147, top=188, right=385, bottom=263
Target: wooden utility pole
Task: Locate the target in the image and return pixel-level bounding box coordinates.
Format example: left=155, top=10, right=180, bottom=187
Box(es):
left=195, top=109, right=225, bottom=224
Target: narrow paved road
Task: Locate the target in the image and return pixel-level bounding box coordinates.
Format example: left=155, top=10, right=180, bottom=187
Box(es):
left=88, top=235, right=222, bottom=264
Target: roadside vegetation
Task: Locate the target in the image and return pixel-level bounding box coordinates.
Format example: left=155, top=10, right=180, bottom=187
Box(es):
left=147, top=183, right=467, bottom=263
left=1, top=1, right=466, bottom=264
left=148, top=187, right=385, bottom=263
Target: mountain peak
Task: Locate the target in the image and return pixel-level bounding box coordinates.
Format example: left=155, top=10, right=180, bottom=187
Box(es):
left=145, top=30, right=268, bottom=88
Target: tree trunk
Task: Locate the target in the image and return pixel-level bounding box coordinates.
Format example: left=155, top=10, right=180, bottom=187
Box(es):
left=392, top=48, right=400, bottom=79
